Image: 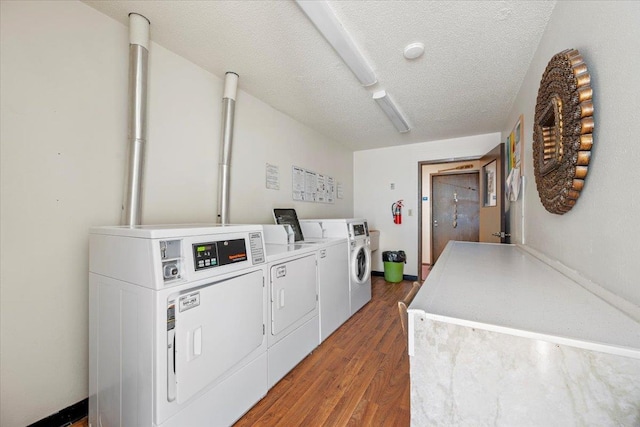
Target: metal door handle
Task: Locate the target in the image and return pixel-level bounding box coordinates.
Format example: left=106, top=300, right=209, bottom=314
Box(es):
left=492, top=232, right=511, bottom=238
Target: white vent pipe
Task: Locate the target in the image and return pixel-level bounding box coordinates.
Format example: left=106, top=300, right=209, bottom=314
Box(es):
left=217, top=72, right=239, bottom=225
left=121, top=13, right=150, bottom=227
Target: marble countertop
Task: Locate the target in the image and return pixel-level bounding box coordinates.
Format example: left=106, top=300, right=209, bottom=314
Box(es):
left=409, top=241, right=640, bottom=359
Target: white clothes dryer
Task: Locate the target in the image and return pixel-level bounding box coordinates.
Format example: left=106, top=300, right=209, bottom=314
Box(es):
left=300, top=218, right=372, bottom=315
left=263, top=242, right=319, bottom=388
left=262, top=224, right=350, bottom=343
left=89, top=224, right=268, bottom=427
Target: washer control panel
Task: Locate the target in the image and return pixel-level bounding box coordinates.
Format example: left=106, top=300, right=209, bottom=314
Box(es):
left=192, top=238, right=248, bottom=271
left=352, top=223, right=366, bottom=237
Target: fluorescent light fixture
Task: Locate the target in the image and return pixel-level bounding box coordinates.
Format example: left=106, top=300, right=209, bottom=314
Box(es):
left=296, top=0, right=377, bottom=86
left=373, top=90, right=410, bottom=133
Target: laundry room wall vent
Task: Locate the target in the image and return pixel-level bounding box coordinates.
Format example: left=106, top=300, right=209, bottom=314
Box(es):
left=122, top=13, right=150, bottom=227
left=217, top=71, right=239, bottom=225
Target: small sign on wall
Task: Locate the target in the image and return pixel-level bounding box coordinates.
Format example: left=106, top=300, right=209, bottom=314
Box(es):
left=293, top=166, right=305, bottom=200
left=266, top=163, right=279, bottom=190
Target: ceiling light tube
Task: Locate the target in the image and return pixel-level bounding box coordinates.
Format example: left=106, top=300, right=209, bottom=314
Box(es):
left=373, top=90, right=410, bottom=133
left=296, top=0, right=377, bottom=86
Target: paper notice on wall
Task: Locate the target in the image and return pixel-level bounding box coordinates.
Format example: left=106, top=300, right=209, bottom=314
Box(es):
left=506, top=167, right=521, bottom=201
left=326, top=176, right=335, bottom=203
left=266, top=163, right=279, bottom=190
left=316, top=174, right=326, bottom=203
left=292, top=166, right=336, bottom=203
left=292, top=166, right=305, bottom=201
left=337, top=182, right=344, bottom=199
left=305, top=170, right=317, bottom=201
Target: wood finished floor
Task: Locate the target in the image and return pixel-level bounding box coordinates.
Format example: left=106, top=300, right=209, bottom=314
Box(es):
left=234, top=276, right=415, bottom=427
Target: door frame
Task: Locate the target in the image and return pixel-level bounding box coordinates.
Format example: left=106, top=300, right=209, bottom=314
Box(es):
left=479, top=144, right=509, bottom=244
left=417, top=156, right=481, bottom=282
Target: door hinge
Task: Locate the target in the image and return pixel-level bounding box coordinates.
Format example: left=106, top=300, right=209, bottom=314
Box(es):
left=492, top=231, right=511, bottom=238
left=263, top=324, right=265, bottom=335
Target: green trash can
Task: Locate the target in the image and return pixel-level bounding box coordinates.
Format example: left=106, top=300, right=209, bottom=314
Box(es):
left=382, top=250, right=406, bottom=283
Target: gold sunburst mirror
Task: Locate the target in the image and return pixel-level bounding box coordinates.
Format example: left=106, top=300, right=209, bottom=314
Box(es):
left=533, top=48, right=594, bottom=214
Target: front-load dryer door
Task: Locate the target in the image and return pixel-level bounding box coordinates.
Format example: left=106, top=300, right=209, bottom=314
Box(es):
left=270, top=254, right=317, bottom=336
left=350, top=244, right=371, bottom=285
left=173, top=269, right=264, bottom=404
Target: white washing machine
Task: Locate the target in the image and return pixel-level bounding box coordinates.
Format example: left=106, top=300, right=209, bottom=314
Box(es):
left=300, top=218, right=372, bottom=315
left=263, top=241, right=319, bottom=388
left=263, top=223, right=350, bottom=343
left=89, top=224, right=268, bottom=427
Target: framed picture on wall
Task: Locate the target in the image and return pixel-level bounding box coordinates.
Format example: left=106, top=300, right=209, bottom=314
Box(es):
left=508, top=115, right=524, bottom=176
left=483, top=160, right=497, bottom=207
left=506, top=136, right=512, bottom=172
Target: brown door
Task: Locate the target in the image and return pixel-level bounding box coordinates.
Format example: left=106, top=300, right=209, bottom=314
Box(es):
left=479, top=144, right=508, bottom=243
left=431, top=172, right=480, bottom=263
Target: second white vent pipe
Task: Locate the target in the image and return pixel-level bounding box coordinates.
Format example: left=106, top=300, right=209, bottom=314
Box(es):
left=217, top=72, right=239, bottom=225
left=121, top=13, right=150, bottom=227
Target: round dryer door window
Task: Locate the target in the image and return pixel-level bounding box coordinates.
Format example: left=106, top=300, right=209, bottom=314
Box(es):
left=351, top=245, right=371, bottom=284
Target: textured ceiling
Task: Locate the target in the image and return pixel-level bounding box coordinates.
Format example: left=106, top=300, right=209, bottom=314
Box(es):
left=83, top=0, right=556, bottom=151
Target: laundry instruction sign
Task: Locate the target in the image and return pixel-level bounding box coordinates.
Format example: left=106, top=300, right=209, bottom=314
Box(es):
left=266, top=163, right=280, bottom=190
left=292, top=166, right=335, bottom=203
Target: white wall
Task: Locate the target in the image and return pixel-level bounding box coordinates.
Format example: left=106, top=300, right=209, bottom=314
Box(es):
left=503, top=1, right=640, bottom=309
left=354, top=133, right=500, bottom=276
left=0, top=2, right=353, bottom=426
left=143, top=46, right=354, bottom=225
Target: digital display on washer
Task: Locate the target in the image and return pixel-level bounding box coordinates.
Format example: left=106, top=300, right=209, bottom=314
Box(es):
left=192, top=239, right=247, bottom=271
left=353, top=224, right=366, bottom=237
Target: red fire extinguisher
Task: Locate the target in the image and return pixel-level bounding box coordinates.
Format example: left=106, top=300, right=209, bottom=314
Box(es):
left=392, top=200, right=404, bottom=224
